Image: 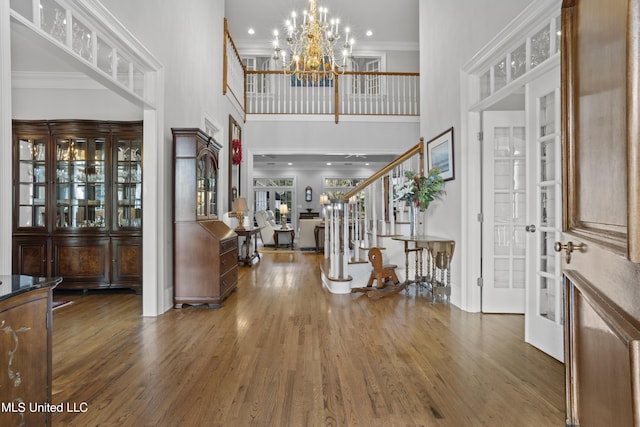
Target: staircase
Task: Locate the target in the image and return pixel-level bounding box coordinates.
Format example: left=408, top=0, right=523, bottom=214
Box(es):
left=320, top=139, right=429, bottom=293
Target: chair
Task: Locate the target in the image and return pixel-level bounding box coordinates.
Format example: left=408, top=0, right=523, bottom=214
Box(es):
left=366, top=247, right=399, bottom=289
left=297, top=218, right=324, bottom=250
left=254, top=210, right=278, bottom=246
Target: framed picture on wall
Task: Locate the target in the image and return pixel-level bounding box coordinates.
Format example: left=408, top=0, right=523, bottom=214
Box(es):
left=427, top=127, right=455, bottom=181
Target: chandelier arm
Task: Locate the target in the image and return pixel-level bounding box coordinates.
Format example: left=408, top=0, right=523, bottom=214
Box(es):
left=272, top=0, right=353, bottom=82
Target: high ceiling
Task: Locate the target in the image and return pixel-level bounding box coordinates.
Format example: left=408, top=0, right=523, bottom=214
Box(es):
left=224, top=0, right=420, bottom=51
left=225, top=0, right=420, bottom=170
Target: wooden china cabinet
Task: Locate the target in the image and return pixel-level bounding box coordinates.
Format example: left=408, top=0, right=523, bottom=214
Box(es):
left=11, top=120, right=143, bottom=293
left=172, top=128, right=238, bottom=308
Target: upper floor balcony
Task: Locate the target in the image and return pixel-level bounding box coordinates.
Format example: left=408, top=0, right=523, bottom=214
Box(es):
left=224, top=19, right=420, bottom=123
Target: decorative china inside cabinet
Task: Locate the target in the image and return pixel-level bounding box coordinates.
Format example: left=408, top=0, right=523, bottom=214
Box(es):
left=12, top=120, right=143, bottom=293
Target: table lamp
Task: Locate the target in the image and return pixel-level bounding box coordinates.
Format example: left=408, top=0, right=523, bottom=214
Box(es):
left=232, top=197, right=248, bottom=230
left=279, top=204, right=289, bottom=229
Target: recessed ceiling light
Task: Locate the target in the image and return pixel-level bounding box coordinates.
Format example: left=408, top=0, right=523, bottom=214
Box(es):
left=248, top=28, right=255, bottom=35
left=365, top=162, right=370, bottom=166
left=287, top=162, right=293, bottom=166
left=326, top=162, right=332, bottom=166
left=366, top=30, right=373, bottom=37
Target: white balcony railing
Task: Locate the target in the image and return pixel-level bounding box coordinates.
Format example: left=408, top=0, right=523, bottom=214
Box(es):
left=244, top=71, right=420, bottom=121
left=223, top=19, right=419, bottom=122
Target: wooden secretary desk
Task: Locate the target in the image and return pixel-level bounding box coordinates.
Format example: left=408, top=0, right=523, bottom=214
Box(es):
left=172, top=128, right=238, bottom=308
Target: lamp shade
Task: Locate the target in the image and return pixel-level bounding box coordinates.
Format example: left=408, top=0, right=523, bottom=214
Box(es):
left=319, top=193, right=329, bottom=205
left=279, top=204, right=289, bottom=215
left=232, top=197, right=248, bottom=212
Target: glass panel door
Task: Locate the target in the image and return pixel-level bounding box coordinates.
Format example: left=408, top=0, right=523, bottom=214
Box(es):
left=482, top=111, right=527, bottom=313
left=525, top=67, right=563, bottom=361
left=17, top=137, right=47, bottom=228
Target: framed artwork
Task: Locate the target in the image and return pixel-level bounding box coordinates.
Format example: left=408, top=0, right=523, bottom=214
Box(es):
left=427, top=127, right=455, bottom=181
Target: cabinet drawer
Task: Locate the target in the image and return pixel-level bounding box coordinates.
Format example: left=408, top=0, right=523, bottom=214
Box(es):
left=220, top=237, right=237, bottom=253
left=220, top=249, right=237, bottom=273
left=220, top=267, right=237, bottom=296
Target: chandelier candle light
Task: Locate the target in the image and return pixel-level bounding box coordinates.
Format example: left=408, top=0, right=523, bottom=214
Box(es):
left=273, top=0, right=354, bottom=82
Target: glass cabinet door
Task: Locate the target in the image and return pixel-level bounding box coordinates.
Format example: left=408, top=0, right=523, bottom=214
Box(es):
left=196, top=154, right=206, bottom=218
left=17, top=137, right=47, bottom=228
left=196, top=151, right=217, bottom=219
left=55, top=137, right=106, bottom=229
left=115, top=137, right=142, bottom=229
left=206, top=154, right=217, bottom=218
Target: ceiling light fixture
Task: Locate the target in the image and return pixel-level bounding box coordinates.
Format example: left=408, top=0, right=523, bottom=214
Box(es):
left=272, top=0, right=354, bottom=84
left=248, top=28, right=255, bottom=35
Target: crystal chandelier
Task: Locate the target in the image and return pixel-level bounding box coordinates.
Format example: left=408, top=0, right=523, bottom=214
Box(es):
left=272, top=0, right=354, bottom=82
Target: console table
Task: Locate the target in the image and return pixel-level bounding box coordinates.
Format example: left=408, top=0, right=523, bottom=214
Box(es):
left=0, top=275, right=62, bottom=426
left=274, top=228, right=295, bottom=249
left=392, top=235, right=455, bottom=302
left=235, top=228, right=261, bottom=266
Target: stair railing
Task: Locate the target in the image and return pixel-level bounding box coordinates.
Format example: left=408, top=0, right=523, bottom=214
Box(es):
left=324, top=139, right=425, bottom=281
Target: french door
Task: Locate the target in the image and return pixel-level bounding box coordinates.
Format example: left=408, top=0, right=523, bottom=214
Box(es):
left=482, top=111, right=527, bottom=313
left=524, top=67, right=563, bottom=361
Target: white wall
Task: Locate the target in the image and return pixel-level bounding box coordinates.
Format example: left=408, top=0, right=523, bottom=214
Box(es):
left=246, top=118, right=420, bottom=217
left=246, top=119, right=419, bottom=156
left=419, top=0, right=533, bottom=310
left=12, top=88, right=142, bottom=120
left=98, top=0, right=230, bottom=313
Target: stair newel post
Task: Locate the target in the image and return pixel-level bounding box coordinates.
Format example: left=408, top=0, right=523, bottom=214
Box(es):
left=363, top=188, right=370, bottom=249
left=324, top=204, right=330, bottom=259
left=329, top=201, right=339, bottom=278
left=379, top=175, right=386, bottom=235
left=370, top=181, right=377, bottom=247
left=342, top=201, right=349, bottom=277
left=388, top=170, right=395, bottom=235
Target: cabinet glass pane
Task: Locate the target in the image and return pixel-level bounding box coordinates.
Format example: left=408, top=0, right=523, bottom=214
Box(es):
left=56, top=138, right=106, bottom=229
left=206, top=156, right=217, bottom=218
left=116, top=138, right=142, bottom=229
left=17, top=138, right=46, bottom=229
left=196, top=156, right=206, bottom=217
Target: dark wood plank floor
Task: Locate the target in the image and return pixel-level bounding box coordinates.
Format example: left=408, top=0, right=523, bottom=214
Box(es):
left=51, top=251, right=565, bottom=426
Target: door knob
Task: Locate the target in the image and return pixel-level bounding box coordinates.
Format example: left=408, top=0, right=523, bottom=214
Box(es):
left=525, top=224, right=536, bottom=233
left=553, top=241, right=586, bottom=264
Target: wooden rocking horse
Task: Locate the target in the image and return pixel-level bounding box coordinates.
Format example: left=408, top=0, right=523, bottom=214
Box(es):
left=352, top=247, right=405, bottom=298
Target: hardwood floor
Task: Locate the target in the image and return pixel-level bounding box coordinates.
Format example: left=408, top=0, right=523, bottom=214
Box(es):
left=51, top=252, right=565, bottom=426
